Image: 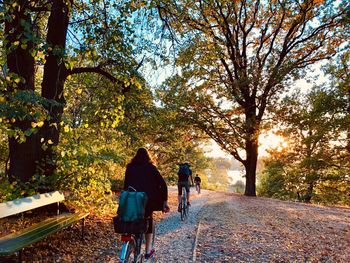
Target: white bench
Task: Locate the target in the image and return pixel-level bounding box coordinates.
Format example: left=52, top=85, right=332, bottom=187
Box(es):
left=0, top=191, right=89, bottom=259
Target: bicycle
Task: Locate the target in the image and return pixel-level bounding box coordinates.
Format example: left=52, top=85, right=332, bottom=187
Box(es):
left=180, top=186, right=189, bottom=221
left=195, top=183, right=201, bottom=194
left=119, top=220, right=155, bottom=263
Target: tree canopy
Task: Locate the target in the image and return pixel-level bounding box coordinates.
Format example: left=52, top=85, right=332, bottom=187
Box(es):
left=156, top=0, right=348, bottom=196
left=0, top=0, right=349, bottom=207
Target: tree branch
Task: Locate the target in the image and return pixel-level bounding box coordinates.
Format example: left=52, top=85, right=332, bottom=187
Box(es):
left=67, top=67, right=131, bottom=93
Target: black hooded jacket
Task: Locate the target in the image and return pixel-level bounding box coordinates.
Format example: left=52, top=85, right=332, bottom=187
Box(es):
left=123, top=162, right=168, bottom=214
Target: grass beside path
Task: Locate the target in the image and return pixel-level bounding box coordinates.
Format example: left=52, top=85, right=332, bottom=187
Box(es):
left=195, top=192, right=350, bottom=262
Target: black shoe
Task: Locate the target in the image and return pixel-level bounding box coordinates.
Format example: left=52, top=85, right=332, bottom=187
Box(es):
left=178, top=204, right=182, bottom=212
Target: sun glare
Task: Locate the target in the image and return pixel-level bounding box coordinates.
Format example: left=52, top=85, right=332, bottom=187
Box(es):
left=259, top=132, right=288, bottom=156
left=203, top=134, right=289, bottom=159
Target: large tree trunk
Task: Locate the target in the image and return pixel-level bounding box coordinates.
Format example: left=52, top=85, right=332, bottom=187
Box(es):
left=243, top=103, right=259, bottom=196
left=6, top=0, right=70, bottom=184
left=39, top=0, right=69, bottom=177
left=244, top=138, right=258, bottom=196
left=5, top=1, right=36, bottom=182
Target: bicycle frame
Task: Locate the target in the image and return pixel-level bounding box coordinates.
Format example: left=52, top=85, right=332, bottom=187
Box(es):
left=120, top=234, right=143, bottom=263
left=119, top=223, right=156, bottom=262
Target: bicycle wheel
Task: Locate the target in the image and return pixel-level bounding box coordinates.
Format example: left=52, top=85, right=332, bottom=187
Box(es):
left=120, top=239, right=136, bottom=263
left=135, top=234, right=143, bottom=262
left=181, top=188, right=188, bottom=221
left=180, top=197, right=185, bottom=221
left=180, top=193, right=185, bottom=221
left=184, top=195, right=189, bottom=219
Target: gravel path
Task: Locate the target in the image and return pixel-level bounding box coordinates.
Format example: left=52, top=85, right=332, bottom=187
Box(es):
left=153, top=187, right=210, bottom=262
left=195, top=192, right=350, bottom=263
left=2, top=189, right=348, bottom=262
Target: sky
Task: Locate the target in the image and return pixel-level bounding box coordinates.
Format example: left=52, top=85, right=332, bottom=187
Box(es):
left=203, top=140, right=231, bottom=159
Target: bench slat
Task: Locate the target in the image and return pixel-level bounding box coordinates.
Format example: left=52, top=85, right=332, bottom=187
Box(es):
left=0, top=212, right=89, bottom=255
left=0, top=191, right=65, bottom=219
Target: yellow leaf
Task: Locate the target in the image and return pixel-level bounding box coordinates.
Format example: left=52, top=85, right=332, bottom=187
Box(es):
left=75, top=88, right=82, bottom=95
left=37, top=121, right=44, bottom=127
left=37, top=51, right=45, bottom=59
left=50, top=122, right=58, bottom=129
left=31, top=122, right=37, bottom=128
left=0, top=96, right=5, bottom=102
left=84, top=123, right=89, bottom=128
left=64, top=125, right=70, bottom=132
left=48, top=139, right=54, bottom=144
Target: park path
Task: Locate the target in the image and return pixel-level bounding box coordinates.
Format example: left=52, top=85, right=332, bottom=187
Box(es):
left=3, top=188, right=348, bottom=262
left=153, top=187, right=213, bottom=262
left=110, top=188, right=350, bottom=263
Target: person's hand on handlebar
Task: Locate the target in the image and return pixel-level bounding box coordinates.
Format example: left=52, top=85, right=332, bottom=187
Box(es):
left=163, top=201, right=170, bottom=213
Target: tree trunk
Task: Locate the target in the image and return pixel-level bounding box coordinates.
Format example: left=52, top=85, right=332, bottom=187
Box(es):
left=6, top=0, right=70, bottom=184
left=244, top=138, right=258, bottom=196
left=347, top=88, right=350, bottom=154
left=5, top=1, right=36, bottom=183
left=243, top=102, right=259, bottom=197
left=8, top=126, right=37, bottom=183
left=39, top=0, right=69, bottom=177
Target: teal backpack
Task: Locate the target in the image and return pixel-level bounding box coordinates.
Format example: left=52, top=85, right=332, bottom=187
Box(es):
left=117, top=187, right=148, bottom=221
left=113, top=187, right=148, bottom=234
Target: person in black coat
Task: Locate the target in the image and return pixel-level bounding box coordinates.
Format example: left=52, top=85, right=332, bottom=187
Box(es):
left=123, top=147, right=169, bottom=259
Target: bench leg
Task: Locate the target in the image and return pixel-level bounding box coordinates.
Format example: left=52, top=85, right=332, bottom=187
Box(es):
left=18, top=249, right=23, bottom=262
left=81, top=218, right=86, bottom=240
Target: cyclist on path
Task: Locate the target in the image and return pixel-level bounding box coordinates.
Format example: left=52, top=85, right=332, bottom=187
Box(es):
left=123, top=148, right=170, bottom=259
left=194, top=174, right=201, bottom=194
left=177, top=161, right=194, bottom=212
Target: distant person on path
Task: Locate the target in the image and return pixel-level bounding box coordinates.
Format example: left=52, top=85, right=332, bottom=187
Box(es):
left=123, top=148, right=170, bottom=259
left=177, top=161, right=194, bottom=212
left=194, top=174, right=201, bottom=194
